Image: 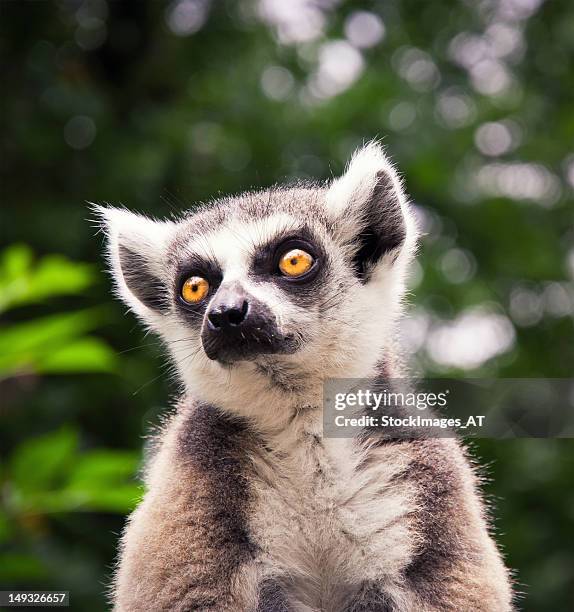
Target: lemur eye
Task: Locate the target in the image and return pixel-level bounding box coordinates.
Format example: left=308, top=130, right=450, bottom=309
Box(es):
left=279, top=249, right=314, bottom=278
left=181, top=276, right=209, bottom=304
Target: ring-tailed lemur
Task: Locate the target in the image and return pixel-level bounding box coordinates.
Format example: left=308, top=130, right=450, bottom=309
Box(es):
left=97, top=142, right=513, bottom=611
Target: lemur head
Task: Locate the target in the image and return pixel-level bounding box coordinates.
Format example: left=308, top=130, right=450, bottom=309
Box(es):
left=98, top=143, right=417, bottom=412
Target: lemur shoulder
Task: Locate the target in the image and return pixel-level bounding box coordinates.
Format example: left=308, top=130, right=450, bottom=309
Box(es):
left=98, top=143, right=513, bottom=611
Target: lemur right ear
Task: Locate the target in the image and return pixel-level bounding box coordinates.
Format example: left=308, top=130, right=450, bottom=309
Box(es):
left=94, top=206, right=176, bottom=319
left=325, top=142, right=418, bottom=281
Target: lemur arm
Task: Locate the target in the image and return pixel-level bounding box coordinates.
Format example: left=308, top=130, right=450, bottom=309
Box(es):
left=342, top=438, right=513, bottom=612
left=113, top=403, right=267, bottom=611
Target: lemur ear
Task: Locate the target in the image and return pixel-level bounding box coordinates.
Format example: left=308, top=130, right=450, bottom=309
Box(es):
left=94, top=205, right=176, bottom=319
left=325, top=142, right=417, bottom=280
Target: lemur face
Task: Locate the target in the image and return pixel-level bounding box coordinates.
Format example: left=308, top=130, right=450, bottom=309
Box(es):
left=98, top=143, right=417, bottom=396
left=170, top=211, right=327, bottom=364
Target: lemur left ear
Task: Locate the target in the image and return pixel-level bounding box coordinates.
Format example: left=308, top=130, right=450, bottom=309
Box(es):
left=93, top=205, right=176, bottom=321
left=325, top=141, right=417, bottom=280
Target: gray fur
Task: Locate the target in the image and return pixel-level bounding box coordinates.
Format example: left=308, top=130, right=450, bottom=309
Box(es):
left=97, top=142, right=513, bottom=611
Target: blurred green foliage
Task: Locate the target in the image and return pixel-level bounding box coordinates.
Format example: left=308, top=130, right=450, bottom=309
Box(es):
left=1, top=0, right=573, bottom=610
left=0, top=245, right=142, bottom=607
left=0, top=245, right=117, bottom=377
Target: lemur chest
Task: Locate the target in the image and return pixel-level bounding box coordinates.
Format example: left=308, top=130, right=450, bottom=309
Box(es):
left=249, top=434, right=416, bottom=586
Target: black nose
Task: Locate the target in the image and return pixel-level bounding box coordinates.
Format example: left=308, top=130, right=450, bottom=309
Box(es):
left=201, top=284, right=295, bottom=362
left=207, top=299, right=249, bottom=330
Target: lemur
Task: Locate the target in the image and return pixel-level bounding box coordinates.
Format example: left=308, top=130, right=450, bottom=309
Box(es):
left=97, top=143, right=513, bottom=611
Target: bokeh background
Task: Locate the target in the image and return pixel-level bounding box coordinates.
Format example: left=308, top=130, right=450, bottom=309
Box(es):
left=1, top=0, right=573, bottom=610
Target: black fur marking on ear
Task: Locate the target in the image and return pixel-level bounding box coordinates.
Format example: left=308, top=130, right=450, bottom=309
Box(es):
left=118, top=244, right=170, bottom=313
left=352, top=170, right=406, bottom=282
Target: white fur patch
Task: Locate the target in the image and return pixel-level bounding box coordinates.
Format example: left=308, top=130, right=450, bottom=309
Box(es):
left=248, top=423, right=417, bottom=610
left=326, top=142, right=401, bottom=218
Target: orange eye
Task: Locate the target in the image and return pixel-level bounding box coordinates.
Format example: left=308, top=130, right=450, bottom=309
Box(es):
left=279, top=249, right=314, bottom=278
left=181, top=276, right=209, bottom=304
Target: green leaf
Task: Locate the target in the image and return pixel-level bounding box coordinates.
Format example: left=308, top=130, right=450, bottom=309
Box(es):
left=0, top=244, right=33, bottom=279
left=68, top=450, right=140, bottom=486
left=36, top=337, right=118, bottom=374
left=8, top=442, right=141, bottom=514
left=10, top=484, right=142, bottom=515
left=0, top=310, right=104, bottom=354
left=63, top=450, right=142, bottom=513
left=10, top=428, right=79, bottom=493
left=0, top=309, right=116, bottom=376
left=0, top=246, right=94, bottom=313
left=31, top=255, right=95, bottom=300
left=63, top=485, right=143, bottom=513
